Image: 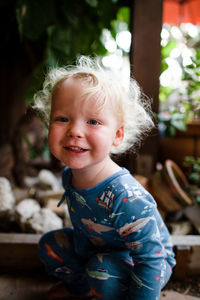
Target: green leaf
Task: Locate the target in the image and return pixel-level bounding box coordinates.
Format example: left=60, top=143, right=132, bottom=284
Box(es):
left=167, top=126, right=176, bottom=137
left=117, top=7, right=130, bottom=24
left=16, top=0, right=56, bottom=40
left=161, top=41, right=177, bottom=59
left=85, top=0, right=98, bottom=7
left=171, top=119, right=186, bottom=131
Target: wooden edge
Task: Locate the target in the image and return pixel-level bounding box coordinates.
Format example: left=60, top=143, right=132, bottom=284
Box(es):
left=0, top=233, right=200, bottom=246
left=0, top=233, right=41, bottom=244
left=0, top=234, right=200, bottom=276
left=171, top=235, right=200, bottom=246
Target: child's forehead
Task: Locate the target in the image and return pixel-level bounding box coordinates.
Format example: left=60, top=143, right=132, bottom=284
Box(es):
left=52, top=77, right=86, bottom=100
left=60, top=74, right=96, bottom=88
left=60, top=77, right=85, bottom=89
left=53, top=75, right=118, bottom=114
left=56, top=76, right=104, bottom=105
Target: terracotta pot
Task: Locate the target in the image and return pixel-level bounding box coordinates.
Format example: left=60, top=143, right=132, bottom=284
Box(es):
left=149, top=160, right=193, bottom=215
left=159, top=120, right=200, bottom=167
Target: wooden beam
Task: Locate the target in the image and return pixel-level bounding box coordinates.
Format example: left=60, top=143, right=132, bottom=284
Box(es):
left=129, top=0, right=163, bottom=175
left=0, top=233, right=200, bottom=277
left=130, top=0, right=163, bottom=112
left=0, top=233, right=43, bottom=271
left=171, top=235, right=200, bottom=279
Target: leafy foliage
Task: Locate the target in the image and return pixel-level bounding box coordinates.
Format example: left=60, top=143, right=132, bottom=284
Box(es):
left=5, top=0, right=130, bottom=162
left=181, top=50, right=200, bottom=118
left=159, top=26, right=200, bottom=136
left=158, top=108, right=187, bottom=137
left=14, top=0, right=130, bottom=103
left=184, top=156, right=200, bottom=205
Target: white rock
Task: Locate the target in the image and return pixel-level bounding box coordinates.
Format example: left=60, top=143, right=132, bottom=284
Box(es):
left=27, top=208, right=63, bottom=234
left=24, top=176, right=38, bottom=188
left=15, top=198, right=41, bottom=231
left=0, top=177, right=15, bottom=213
left=38, top=169, right=61, bottom=191
left=170, top=221, right=193, bottom=235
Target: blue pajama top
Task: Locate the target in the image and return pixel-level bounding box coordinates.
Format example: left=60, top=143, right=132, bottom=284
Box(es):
left=59, top=167, right=176, bottom=298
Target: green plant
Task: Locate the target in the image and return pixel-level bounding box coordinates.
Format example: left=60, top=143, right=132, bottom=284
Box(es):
left=183, top=156, right=200, bottom=205
left=158, top=50, right=200, bottom=137
left=15, top=0, right=130, bottom=104
left=158, top=107, right=187, bottom=137
left=180, top=50, right=200, bottom=120
left=159, top=25, right=200, bottom=137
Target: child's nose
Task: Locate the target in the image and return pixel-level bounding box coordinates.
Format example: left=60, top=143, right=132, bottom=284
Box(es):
left=67, top=121, right=83, bottom=138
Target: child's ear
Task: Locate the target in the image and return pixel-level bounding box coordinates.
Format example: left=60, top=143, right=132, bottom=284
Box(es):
left=113, top=123, right=124, bottom=147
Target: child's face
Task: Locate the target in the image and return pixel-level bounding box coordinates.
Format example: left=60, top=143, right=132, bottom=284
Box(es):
left=48, top=78, right=124, bottom=173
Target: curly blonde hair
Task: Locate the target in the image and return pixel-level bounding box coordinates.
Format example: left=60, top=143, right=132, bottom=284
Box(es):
left=33, top=56, right=154, bottom=154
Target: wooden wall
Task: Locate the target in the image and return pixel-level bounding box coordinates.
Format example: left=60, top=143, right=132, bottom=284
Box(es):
left=127, top=0, right=163, bottom=176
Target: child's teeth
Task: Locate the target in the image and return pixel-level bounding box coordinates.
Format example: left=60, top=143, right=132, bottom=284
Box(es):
left=70, top=147, right=83, bottom=151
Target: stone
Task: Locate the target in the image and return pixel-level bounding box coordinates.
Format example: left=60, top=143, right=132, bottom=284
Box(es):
left=26, top=208, right=63, bottom=234
left=15, top=198, right=41, bottom=232
left=0, top=177, right=15, bottom=214
left=0, top=177, right=16, bottom=231
left=170, top=221, right=193, bottom=235
left=38, top=169, right=61, bottom=191
left=44, top=199, right=72, bottom=227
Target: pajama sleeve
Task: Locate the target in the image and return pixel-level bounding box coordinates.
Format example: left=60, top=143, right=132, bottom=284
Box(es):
left=109, top=191, right=169, bottom=300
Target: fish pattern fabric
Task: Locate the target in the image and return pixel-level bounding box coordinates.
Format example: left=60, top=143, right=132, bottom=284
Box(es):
left=38, top=167, right=176, bottom=300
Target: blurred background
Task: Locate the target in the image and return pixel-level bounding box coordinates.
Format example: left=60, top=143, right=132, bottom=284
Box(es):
left=0, top=2, right=200, bottom=295
left=0, top=0, right=200, bottom=227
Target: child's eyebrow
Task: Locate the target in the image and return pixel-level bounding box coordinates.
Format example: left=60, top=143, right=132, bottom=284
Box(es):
left=87, top=113, right=100, bottom=119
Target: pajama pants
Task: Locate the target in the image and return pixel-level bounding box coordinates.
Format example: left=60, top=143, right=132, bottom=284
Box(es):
left=38, top=228, right=172, bottom=300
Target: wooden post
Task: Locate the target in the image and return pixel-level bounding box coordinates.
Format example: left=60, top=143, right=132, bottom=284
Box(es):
left=173, top=245, right=191, bottom=280
left=129, top=0, right=163, bottom=176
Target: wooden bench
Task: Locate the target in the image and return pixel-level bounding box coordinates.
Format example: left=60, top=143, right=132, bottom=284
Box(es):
left=0, top=233, right=199, bottom=279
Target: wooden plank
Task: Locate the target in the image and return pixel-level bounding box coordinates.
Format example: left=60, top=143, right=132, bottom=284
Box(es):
left=129, top=0, right=163, bottom=175
left=3, top=233, right=199, bottom=246
left=0, top=233, right=41, bottom=244
left=0, top=233, right=42, bottom=271
left=171, top=235, right=200, bottom=279
left=0, top=233, right=200, bottom=276
left=171, top=235, right=200, bottom=246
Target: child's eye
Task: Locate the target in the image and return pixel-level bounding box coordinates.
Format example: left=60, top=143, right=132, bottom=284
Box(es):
left=57, top=117, right=68, bottom=122
left=88, top=119, right=100, bottom=125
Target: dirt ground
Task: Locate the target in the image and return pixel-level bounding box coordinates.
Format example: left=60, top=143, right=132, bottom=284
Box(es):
left=0, top=271, right=199, bottom=300
left=163, top=276, right=200, bottom=298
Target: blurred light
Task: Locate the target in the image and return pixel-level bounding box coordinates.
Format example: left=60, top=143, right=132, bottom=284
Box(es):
left=182, top=48, right=193, bottom=66
left=161, top=28, right=170, bottom=40
left=116, top=30, right=131, bottom=52
left=160, top=57, right=182, bottom=88
left=181, top=23, right=199, bottom=38
left=170, top=47, right=180, bottom=58
left=102, top=53, right=123, bottom=70
left=101, top=29, right=117, bottom=53
left=105, top=40, right=117, bottom=53
left=171, top=26, right=183, bottom=40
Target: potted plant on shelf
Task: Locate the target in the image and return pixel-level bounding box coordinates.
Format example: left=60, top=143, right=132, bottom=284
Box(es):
left=183, top=156, right=200, bottom=206
left=158, top=50, right=200, bottom=166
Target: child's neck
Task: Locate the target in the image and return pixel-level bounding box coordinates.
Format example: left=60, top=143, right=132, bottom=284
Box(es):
left=71, top=158, right=121, bottom=190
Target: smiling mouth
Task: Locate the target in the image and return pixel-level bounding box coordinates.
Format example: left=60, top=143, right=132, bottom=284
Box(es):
left=64, top=146, right=88, bottom=153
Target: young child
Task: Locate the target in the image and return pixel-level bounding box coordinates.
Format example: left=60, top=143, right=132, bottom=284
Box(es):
left=34, top=56, right=176, bottom=300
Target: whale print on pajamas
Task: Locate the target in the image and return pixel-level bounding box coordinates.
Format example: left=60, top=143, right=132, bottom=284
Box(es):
left=81, top=218, right=115, bottom=234
left=117, top=217, right=155, bottom=236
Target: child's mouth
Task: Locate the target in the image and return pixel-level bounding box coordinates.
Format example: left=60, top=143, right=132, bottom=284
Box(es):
left=64, top=146, right=87, bottom=153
